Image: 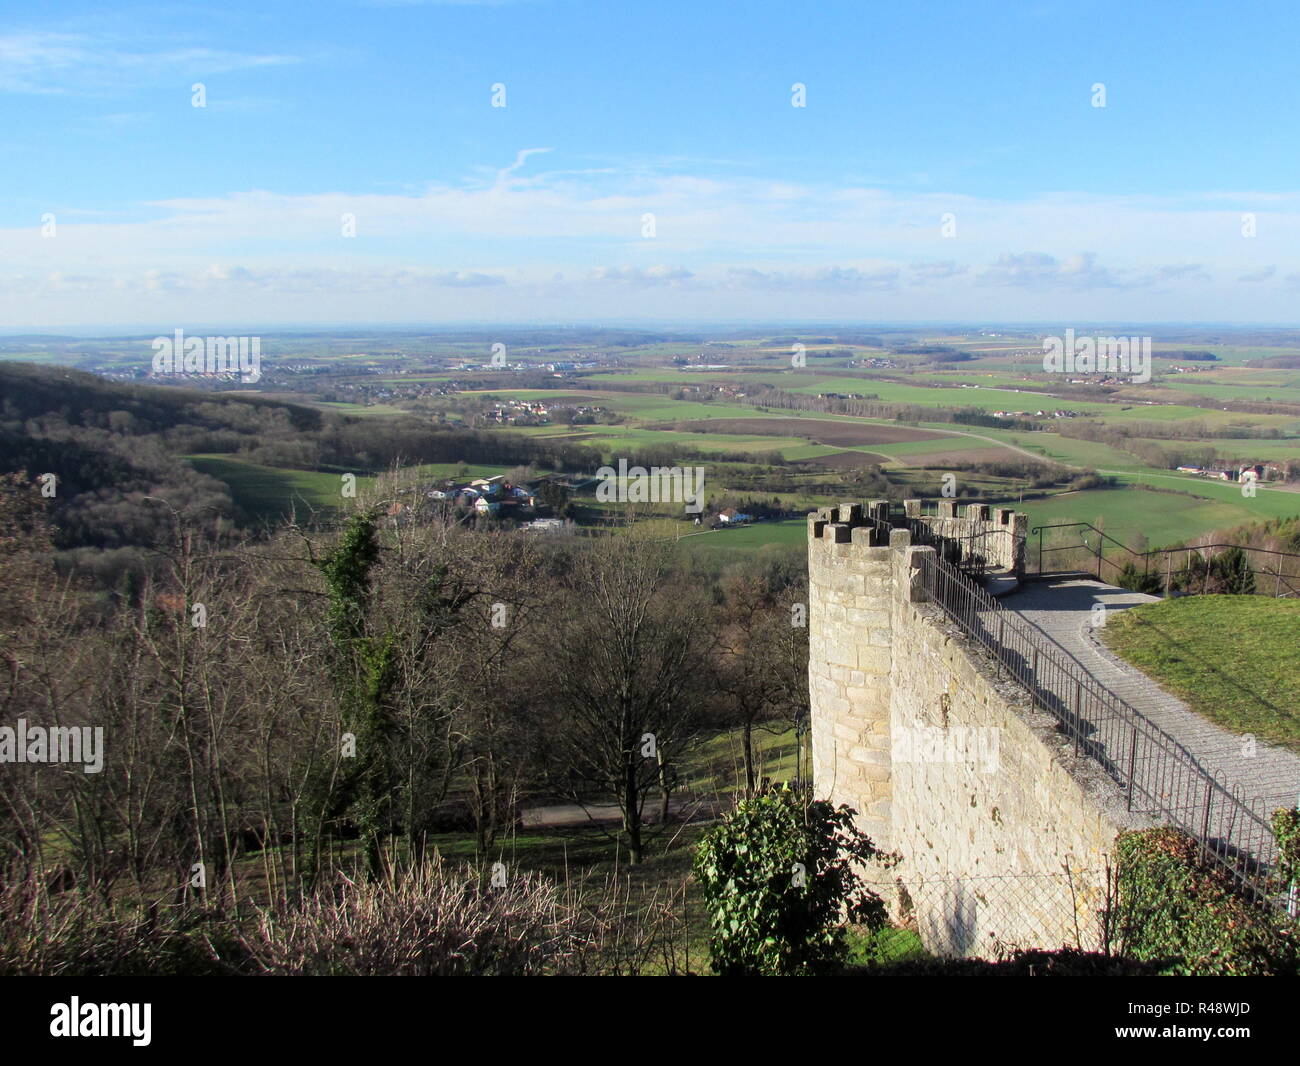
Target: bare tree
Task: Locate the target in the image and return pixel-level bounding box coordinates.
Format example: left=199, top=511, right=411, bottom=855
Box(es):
left=544, top=530, right=709, bottom=863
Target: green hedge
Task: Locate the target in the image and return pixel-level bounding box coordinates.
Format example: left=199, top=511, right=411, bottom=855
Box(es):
left=1112, top=826, right=1299, bottom=976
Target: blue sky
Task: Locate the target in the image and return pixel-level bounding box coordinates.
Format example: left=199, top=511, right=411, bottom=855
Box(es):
left=4, top=0, right=1300, bottom=329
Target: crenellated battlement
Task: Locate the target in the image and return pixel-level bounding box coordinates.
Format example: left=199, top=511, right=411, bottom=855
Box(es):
left=809, top=497, right=1027, bottom=575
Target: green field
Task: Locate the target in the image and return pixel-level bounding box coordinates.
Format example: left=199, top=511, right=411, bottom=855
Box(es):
left=186, top=455, right=376, bottom=522
left=1008, top=486, right=1272, bottom=550
left=970, top=429, right=1150, bottom=470
left=1106, top=472, right=1300, bottom=522
left=674, top=517, right=809, bottom=557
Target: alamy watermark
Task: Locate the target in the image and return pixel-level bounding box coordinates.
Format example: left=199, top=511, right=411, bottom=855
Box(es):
left=1042, top=328, right=1151, bottom=384
left=892, top=725, right=1001, bottom=774
left=50, top=998, right=150, bottom=1046
left=595, top=458, right=705, bottom=514
left=0, top=718, right=104, bottom=773
left=152, top=329, right=262, bottom=383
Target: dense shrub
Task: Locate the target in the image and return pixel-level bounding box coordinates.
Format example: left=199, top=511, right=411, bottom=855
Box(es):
left=1115, top=561, right=1164, bottom=595
left=693, top=786, right=891, bottom=975
left=1171, top=547, right=1258, bottom=595
left=1111, top=827, right=1299, bottom=975
left=1273, top=808, right=1300, bottom=895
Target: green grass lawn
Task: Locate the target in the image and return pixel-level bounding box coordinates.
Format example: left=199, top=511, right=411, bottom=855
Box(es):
left=1101, top=595, right=1300, bottom=751
left=674, top=517, right=810, bottom=557
left=1107, top=471, right=1300, bottom=524
left=678, top=725, right=801, bottom=797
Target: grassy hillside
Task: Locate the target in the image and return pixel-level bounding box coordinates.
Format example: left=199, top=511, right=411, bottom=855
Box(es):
left=1011, top=487, right=1251, bottom=549
left=675, top=517, right=810, bottom=557
left=1101, top=595, right=1300, bottom=750
left=184, top=455, right=374, bottom=523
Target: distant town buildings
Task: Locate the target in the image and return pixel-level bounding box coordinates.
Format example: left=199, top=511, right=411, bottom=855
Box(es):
left=1175, top=462, right=1281, bottom=482
left=385, top=474, right=544, bottom=525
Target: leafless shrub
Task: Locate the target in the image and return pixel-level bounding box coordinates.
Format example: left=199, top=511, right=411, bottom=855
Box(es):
left=0, top=874, right=229, bottom=976
left=241, top=859, right=591, bottom=976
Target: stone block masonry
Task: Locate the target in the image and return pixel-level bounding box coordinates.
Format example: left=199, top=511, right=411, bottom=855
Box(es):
left=808, top=500, right=1148, bottom=957
left=902, top=498, right=1028, bottom=574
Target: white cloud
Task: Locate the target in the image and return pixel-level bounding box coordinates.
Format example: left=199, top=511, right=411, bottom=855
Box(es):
left=977, top=252, right=1123, bottom=290
left=586, top=265, right=695, bottom=286
left=8, top=152, right=1300, bottom=324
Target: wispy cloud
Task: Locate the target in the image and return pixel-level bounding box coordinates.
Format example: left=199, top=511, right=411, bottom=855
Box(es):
left=1239, top=266, right=1276, bottom=283
left=0, top=30, right=300, bottom=94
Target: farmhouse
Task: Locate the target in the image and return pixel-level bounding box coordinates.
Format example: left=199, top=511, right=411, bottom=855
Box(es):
left=522, top=517, right=574, bottom=534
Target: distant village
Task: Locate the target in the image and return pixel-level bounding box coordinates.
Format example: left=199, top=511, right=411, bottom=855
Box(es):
left=476, top=398, right=609, bottom=427
left=1174, top=462, right=1284, bottom=483
left=385, top=474, right=575, bottom=534
left=991, top=408, right=1079, bottom=419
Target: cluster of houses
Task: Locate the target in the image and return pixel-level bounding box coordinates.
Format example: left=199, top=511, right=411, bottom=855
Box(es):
left=450, top=359, right=602, bottom=373
left=480, top=400, right=552, bottom=425
left=991, top=408, right=1078, bottom=419
left=386, top=475, right=540, bottom=523
left=431, top=475, right=536, bottom=515
left=479, top=400, right=607, bottom=426
left=671, top=383, right=748, bottom=400
left=1175, top=463, right=1280, bottom=482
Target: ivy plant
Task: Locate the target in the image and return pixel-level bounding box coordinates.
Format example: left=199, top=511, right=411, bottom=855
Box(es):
left=693, top=785, right=891, bottom=976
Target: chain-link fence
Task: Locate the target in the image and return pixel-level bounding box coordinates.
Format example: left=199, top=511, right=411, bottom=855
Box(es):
left=865, top=868, right=1111, bottom=959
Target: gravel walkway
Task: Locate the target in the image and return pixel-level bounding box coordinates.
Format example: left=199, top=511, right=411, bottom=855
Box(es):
left=1001, top=577, right=1299, bottom=849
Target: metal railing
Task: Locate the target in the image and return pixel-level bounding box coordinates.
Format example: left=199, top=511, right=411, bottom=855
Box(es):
left=1031, top=521, right=1300, bottom=598
left=913, top=548, right=1292, bottom=903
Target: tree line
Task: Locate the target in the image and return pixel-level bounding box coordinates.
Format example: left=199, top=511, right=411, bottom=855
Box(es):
left=0, top=473, right=808, bottom=912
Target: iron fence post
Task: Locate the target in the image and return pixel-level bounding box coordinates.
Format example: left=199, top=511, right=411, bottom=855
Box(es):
left=1126, top=723, right=1138, bottom=811
left=1199, top=775, right=1214, bottom=863
left=1073, top=679, right=1082, bottom=757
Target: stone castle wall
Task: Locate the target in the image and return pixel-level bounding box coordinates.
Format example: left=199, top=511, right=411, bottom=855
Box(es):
left=808, top=500, right=1146, bottom=957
